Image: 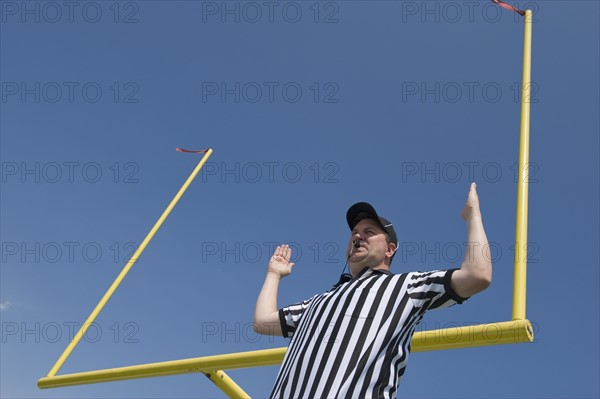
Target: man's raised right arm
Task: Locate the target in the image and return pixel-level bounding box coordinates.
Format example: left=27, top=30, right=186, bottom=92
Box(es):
left=253, top=244, right=294, bottom=336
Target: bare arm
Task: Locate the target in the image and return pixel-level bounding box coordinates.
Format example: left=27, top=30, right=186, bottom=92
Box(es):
left=451, top=182, right=493, bottom=298
left=253, top=245, right=294, bottom=336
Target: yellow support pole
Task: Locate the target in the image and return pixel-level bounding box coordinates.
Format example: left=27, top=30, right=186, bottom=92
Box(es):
left=38, top=347, right=287, bottom=389
left=46, top=149, right=214, bottom=377
left=513, top=10, right=533, bottom=321
left=38, top=321, right=533, bottom=389
left=204, top=370, right=251, bottom=399
left=411, top=319, right=533, bottom=352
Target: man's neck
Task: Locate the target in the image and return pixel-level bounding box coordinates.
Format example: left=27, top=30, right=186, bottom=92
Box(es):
left=350, top=263, right=390, bottom=277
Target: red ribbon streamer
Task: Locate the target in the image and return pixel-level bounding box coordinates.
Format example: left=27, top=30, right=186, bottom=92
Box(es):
left=176, top=148, right=210, bottom=154
left=491, top=0, right=526, bottom=16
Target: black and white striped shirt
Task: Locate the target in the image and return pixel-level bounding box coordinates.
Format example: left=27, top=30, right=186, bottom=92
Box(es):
left=271, top=267, right=467, bottom=399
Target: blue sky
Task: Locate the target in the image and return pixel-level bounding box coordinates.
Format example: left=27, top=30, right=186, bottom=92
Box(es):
left=1, top=1, right=598, bottom=398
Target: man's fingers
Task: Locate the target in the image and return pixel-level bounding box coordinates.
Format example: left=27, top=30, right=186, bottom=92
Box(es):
left=468, top=182, right=478, bottom=199
left=273, top=244, right=293, bottom=261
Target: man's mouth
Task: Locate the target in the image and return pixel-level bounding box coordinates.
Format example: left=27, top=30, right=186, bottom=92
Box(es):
left=351, top=245, right=366, bottom=254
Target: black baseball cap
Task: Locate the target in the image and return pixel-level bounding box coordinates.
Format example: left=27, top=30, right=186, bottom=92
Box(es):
left=346, top=202, right=398, bottom=247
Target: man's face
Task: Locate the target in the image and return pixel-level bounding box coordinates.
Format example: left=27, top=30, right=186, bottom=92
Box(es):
left=347, top=218, right=394, bottom=271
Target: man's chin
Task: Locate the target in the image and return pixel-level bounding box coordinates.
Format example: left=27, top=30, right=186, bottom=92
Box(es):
left=348, top=257, right=368, bottom=269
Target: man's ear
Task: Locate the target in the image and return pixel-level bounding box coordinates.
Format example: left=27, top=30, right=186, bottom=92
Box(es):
left=387, top=242, right=397, bottom=258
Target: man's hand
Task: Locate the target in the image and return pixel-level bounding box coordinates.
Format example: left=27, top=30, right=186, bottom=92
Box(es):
left=461, top=182, right=482, bottom=221
left=268, top=244, right=295, bottom=278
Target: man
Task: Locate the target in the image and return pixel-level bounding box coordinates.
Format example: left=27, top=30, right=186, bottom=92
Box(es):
left=254, top=182, right=492, bottom=398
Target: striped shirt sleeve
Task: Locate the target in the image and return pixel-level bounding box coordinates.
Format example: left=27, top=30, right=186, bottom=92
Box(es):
left=278, top=295, right=318, bottom=338
left=406, top=268, right=469, bottom=311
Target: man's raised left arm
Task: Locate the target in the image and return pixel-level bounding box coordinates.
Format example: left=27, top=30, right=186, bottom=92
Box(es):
left=451, top=182, right=493, bottom=298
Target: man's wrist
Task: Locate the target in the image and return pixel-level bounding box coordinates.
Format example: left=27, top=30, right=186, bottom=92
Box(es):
left=466, top=211, right=483, bottom=223
left=267, top=271, right=282, bottom=280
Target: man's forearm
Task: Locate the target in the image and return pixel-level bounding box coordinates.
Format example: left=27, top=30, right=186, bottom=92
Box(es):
left=254, top=272, right=283, bottom=335
left=462, top=213, right=492, bottom=282
left=256, top=272, right=281, bottom=316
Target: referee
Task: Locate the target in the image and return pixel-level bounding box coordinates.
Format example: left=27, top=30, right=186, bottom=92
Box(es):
left=254, top=182, right=492, bottom=398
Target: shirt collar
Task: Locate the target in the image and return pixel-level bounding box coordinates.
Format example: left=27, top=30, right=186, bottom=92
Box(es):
left=354, top=266, right=393, bottom=280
